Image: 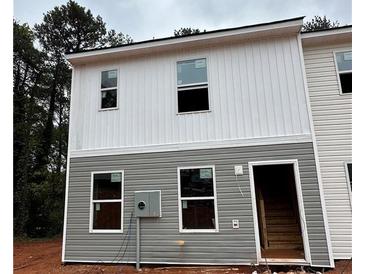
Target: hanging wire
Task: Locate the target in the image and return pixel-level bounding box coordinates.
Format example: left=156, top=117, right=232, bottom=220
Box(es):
left=86, top=212, right=134, bottom=274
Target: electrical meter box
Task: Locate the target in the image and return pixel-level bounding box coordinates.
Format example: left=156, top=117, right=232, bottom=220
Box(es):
left=134, top=190, right=161, bottom=217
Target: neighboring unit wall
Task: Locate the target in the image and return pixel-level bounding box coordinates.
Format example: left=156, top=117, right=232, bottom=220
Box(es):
left=303, top=42, right=352, bottom=259
left=69, top=35, right=311, bottom=155
left=63, top=142, right=332, bottom=267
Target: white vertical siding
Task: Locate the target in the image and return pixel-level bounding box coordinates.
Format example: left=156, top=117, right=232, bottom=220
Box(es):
left=70, top=36, right=311, bottom=152
left=303, top=43, right=352, bottom=259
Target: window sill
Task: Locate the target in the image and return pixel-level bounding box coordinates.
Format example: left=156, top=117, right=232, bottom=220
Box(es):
left=177, top=110, right=211, bottom=115
left=179, top=229, right=219, bottom=233
left=98, top=107, right=119, bottom=112
left=339, top=91, right=352, bottom=96
left=89, top=229, right=123, bottom=234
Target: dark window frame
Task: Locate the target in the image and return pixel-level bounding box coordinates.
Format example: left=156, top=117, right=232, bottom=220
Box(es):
left=90, top=171, right=124, bottom=233
left=176, top=58, right=210, bottom=114
left=345, top=162, right=352, bottom=191
left=178, top=166, right=219, bottom=232
left=100, top=69, right=119, bottom=110
left=334, top=51, right=352, bottom=94
left=344, top=161, right=352, bottom=208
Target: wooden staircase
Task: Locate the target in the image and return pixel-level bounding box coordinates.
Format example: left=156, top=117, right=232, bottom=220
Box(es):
left=256, top=187, right=304, bottom=259
left=265, top=198, right=303, bottom=250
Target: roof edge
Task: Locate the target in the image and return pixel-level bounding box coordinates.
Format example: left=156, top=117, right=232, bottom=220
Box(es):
left=301, top=25, right=352, bottom=38
left=301, top=25, right=352, bottom=47
left=66, top=16, right=305, bottom=58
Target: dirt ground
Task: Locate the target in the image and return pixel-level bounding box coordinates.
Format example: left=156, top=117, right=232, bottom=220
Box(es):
left=14, top=238, right=351, bottom=274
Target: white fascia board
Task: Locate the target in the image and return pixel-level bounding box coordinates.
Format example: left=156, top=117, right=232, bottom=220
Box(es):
left=301, top=27, right=352, bottom=47
left=66, top=18, right=303, bottom=65
left=301, top=27, right=352, bottom=39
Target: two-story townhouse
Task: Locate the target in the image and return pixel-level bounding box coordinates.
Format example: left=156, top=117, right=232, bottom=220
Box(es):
left=301, top=26, right=352, bottom=260
left=62, top=17, right=334, bottom=267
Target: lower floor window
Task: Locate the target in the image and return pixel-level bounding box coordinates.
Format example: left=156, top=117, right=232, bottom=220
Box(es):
left=90, top=171, right=123, bottom=232
left=93, top=202, right=121, bottom=229
left=178, top=166, right=218, bottom=232
left=182, top=200, right=216, bottom=229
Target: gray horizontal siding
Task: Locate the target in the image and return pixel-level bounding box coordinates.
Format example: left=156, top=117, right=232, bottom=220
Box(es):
left=64, top=142, right=331, bottom=266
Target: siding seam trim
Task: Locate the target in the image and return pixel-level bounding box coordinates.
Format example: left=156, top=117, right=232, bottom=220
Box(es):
left=297, top=34, right=335, bottom=267
left=62, top=68, right=76, bottom=262
left=70, top=134, right=312, bottom=158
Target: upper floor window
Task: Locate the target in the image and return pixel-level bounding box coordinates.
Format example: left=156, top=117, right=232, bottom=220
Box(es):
left=177, top=58, right=209, bottom=113
left=100, top=69, right=118, bottom=109
left=335, top=51, right=352, bottom=94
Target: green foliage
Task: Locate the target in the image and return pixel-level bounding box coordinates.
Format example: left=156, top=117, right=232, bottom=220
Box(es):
left=13, top=20, right=47, bottom=236
left=34, top=0, right=132, bottom=54
left=14, top=0, right=132, bottom=237
left=102, top=29, right=133, bottom=47
left=302, top=15, right=340, bottom=31
left=34, top=0, right=105, bottom=54
left=27, top=171, right=65, bottom=237
left=174, top=27, right=205, bottom=37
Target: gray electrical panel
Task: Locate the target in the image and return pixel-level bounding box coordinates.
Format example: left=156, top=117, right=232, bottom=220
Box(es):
left=134, top=190, right=161, bottom=217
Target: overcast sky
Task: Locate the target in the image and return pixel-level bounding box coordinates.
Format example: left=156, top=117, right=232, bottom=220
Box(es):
left=14, top=0, right=352, bottom=42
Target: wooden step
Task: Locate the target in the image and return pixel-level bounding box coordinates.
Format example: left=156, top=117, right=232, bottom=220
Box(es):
left=265, top=211, right=295, bottom=217
left=269, top=241, right=303, bottom=247
left=264, top=204, right=292, bottom=210
left=268, top=242, right=304, bottom=249
left=266, top=218, right=299, bottom=225
left=267, top=234, right=302, bottom=242
left=261, top=248, right=305, bottom=259
left=266, top=217, right=297, bottom=222
left=267, top=224, right=301, bottom=233
left=268, top=231, right=302, bottom=237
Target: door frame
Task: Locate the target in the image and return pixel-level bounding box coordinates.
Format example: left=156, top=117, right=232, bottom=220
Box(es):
left=248, top=159, right=312, bottom=265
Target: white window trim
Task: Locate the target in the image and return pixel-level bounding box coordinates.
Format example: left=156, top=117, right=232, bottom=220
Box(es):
left=177, top=82, right=209, bottom=89
left=176, top=110, right=212, bottom=116
left=247, top=159, right=312, bottom=265
left=99, top=68, right=120, bottom=111
left=89, top=170, right=124, bottom=233
left=175, top=57, right=211, bottom=114
left=344, top=161, right=352, bottom=207
left=333, top=49, right=352, bottom=95
left=177, top=165, right=219, bottom=233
